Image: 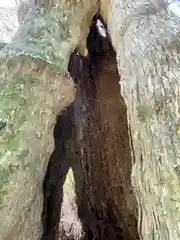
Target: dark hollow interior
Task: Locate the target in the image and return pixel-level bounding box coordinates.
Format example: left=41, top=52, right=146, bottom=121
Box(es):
left=41, top=14, right=139, bottom=240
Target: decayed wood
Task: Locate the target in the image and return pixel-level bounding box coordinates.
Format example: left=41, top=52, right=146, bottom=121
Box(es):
left=83, top=47, right=139, bottom=240
left=41, top=14, right=140, bottom=240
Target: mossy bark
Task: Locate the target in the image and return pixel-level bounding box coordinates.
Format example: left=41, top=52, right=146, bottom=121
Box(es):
left=2, top=1, right=180, bottom=240
left=0, top=1, right=98, bottom=239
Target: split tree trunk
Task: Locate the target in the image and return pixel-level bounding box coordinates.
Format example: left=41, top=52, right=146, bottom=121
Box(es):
left=1, top=1, right=180, bottom=240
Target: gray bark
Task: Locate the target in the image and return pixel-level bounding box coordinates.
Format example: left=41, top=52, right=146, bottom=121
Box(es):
left=0, top=0, right=98, bottom=239
left=1, top=0, right=180, bottom=240
left=104, top=0, right=180, bottom=239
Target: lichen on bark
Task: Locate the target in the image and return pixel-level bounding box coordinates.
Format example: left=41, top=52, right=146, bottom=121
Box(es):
left=0, top=0, right=98, bottom=239
left=0, top=54, right=75, bottom=239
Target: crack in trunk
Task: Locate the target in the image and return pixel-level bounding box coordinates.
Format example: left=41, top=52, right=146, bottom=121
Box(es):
left=41, top=14, right=139, bottom=240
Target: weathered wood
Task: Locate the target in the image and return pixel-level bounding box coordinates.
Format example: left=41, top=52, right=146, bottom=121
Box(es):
left=84, top=47, right=139, bottom=240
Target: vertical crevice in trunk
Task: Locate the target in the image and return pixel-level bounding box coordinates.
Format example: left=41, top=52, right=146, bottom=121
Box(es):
left=41, top=103, right=75, bottom=240
left=41, top=14, right=139, bottom=240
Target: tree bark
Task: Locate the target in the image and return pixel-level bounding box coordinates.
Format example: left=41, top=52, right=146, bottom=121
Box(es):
left=0, top=1, right=98, bottom=239
left=103, top=0, right=180, bottom=239
left=1, top=1, right=180, bottom=240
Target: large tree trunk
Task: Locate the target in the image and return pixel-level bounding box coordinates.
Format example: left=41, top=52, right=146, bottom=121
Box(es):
left=103, top=0, right=180, bottom=239
left=1, top=1, right=180, bottom=240
left=0, top=1, right=98, bottom=239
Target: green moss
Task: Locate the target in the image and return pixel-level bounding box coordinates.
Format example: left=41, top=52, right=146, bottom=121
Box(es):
left=0, top=164, right=18, bottom=205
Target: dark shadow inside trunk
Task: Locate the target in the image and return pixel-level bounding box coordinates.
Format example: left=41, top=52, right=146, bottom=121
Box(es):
left=41, top=14, right=139, bottom=240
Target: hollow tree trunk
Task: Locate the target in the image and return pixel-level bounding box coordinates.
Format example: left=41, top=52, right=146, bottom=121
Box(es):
left=82, top=47, right=139, bottom=239
left=0, top=1, right=98, bottom=239
left=1, top=1, right=180, bottom=240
